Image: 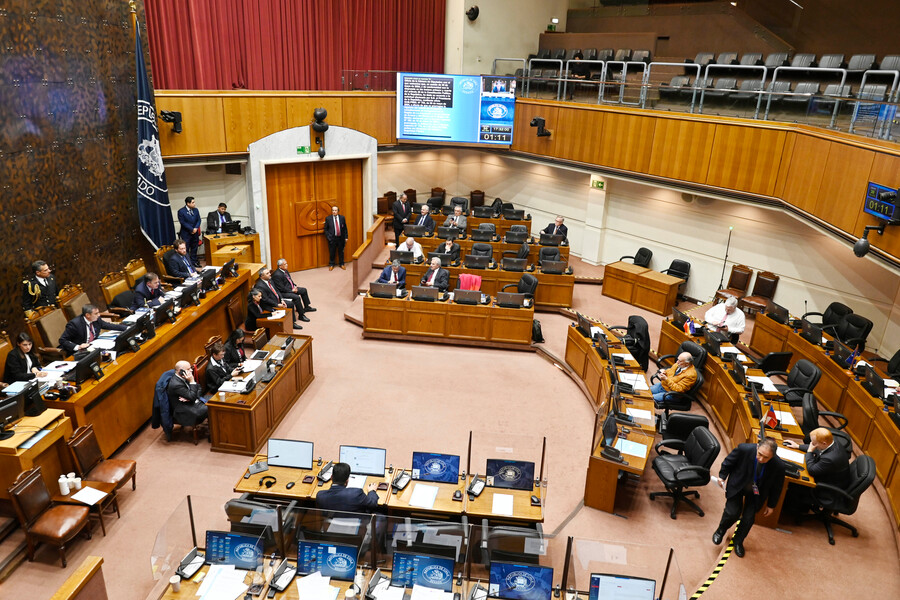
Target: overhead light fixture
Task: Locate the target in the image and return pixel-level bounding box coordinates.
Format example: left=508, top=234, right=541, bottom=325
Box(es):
left=530, top=117, right=551, bottom=137
left=551, top=18, right=559, bottom=24
left=159, top=110, right=182, bottom=134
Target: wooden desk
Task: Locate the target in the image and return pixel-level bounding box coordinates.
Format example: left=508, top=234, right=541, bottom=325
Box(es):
left=363, top=295, right=534, bottom=348
left=584, top=427, right=655, bottom=514
left=309, top=469, right=391, bottom=507
left=399, top=235, right=570, bottom=264
left=233, top=454, right=321, bottom=500
left=463, top=475, right=544, bottom=523
left=602, top=262, right=682, bottom=316
left=400, top=263, right=574, bottom=309
left=207, top=334, right=314, bottom=455
left=0, top=409, right=73, bottom=508
left=466, top=216, right=532, bottom=238
left=259, top=310, right=293, bottom=336
left=204, top=232, right=262, bottom=266
left=601, top=261, right=647, bottom=305
left=43, top=266, right=259, bottom=458
left=388, top=478, right=466, bottom=518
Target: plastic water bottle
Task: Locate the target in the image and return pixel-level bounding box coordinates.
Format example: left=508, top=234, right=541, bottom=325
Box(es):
left=58, top=475, right=70, bottom=495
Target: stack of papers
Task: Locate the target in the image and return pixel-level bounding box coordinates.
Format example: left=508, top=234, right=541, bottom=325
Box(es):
left=773, top=410, right=797, bottom=426
left=408, top=484, right=439, bottom=509
left=196, top=564, right=248, bottom=600
left=618, top=371, right=649, bottom=391
left=491, top=493, right=514, bottom=516
left=776, top=447, right=806, bottom=465
left=747, top=376, right=778, bottom=393
left=295, top=572, right=339, bottom=600
left=410, top=584, right=454, bottom=600
left=43, top=361, right=73, bottom=372
left=241, top=360, right=263, bottom=373
left=347, top=474, right=367, bottom=489
left=612, top=352, right=634, bottom=361
left=268, top=310, right=286, bottom=320
left=71, top=486, right=107, bottom=506
left=89, top=339, right=116, bottom=350
left=3, top=381, right=31, bottom=395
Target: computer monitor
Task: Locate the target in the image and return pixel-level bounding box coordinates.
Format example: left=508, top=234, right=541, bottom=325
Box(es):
left=505, top=231, right=528, bottom=244
left=489, top=561, right=553, bottom=600
left=205, top=530, right=264, bottom=570
left=222, top=220, right=242, bottom=234
left=436, top=226, right=461, bottom=240
left=472, top=206, right=494, bottom=218
left=154, top=298, right=176, bottom=325
left=179, top=282, right=200, bottom=308
left=370, top=282, right=399, bottom=299
left=411, top=452, right=460, bottom=483
left=485, top=459, right=535, bottom=491
left=539, top=233, right=564, bottom=247
left=0, top=393, right=25, bottom=440
left=588, top=573, right=656, bottom=600
left=267, top=439, right=314, bottom=470
left=502, top=258, right=527, bottom=272
left=428, top=251, right=454, bottom=266
left=703, top=329, right=723, bottom=358
left=297, top=540, right=358, bottom=580
left=766, top=301, right=790, bottom=325
left=200, top=268, right=218, bottom=292
left=863, top=364, right=885, bottom=399
left=411, top=286, right=440, bottom=302
left=540, top=260, right=566, bottom=275
left=730, top=354, right=747, bottom=389
left=390, top=250, right=415, bottom=264
left=470, top=229, right=494, bottom=242
left=221, top=258, right=238, bottom=278
left=496, top=292, right=526, bottom=308
left=404, top=224, right=428, bottom=237
left=391, top=551, right=455, bottom=592
left=595, top=331, right=610, bottom=360
left=503, top=209, right=525, bottom=220
left=800, top=318, right=823, bottom=347
left=672, top=307, right=690, bottom=329
left=453, top=289, right=482, bottom=305
left=748, top=384, right=763, bottom=420
left=600, top=406, right=619, bottom=448
left=576, top=313, right=593, bottom=338
left=64, top=348, right=102, bottom=384
left=113, top=321, right=141, bottom=354
left=832, top=338, right=855, bottom=369
left=339, top=445, right=387, bottom=476
left=464, top=254, right=491, bottom=269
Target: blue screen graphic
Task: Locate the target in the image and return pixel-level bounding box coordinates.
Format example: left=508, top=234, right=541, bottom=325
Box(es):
left=205, top=531, right=263, bottom=570
left=396, top=73, right=516, bottom=145
left=297, top=541, right=358, bottom=581
left=485, top=459, right=535, bottom=491
left=411, top=452, right=460, bottom=483
left=392, top=551, right=455, bottom=592
left=489, top=562, right=553, bottom=600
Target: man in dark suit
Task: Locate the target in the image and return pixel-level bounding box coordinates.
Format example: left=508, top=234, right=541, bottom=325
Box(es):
left=541, top=216, right=568, bottom=240
left=413, top=204, right=435, bottom=235
left=272, top=258, right=315, bottom=317
left=165, top=240, right=198, bottom=280
left=376, top=260, right=406, bottom=286
left=712, top=437, right=785, bottom=557
left=323, top=205, right=348, bottom=271
left=166, top=360, right=208, bottom=426
left=22, top=260, right=59, bottom=312
left=316, top=463, right=379, bottom=512
left=206, top=342, right=242, bottom=395
left=391, top=192, right=413, bottom=241
left=131, top=272, right=166, bottom=310
left=784, top=427, right=851, bottom=509
left=255, top=267, right=303, bottom=329
left=437, top=237, right=461, bottom=263
left=206, top=202, right=232, bottom=234
left=420, top=257, right=449, bottom=293
left=177, top=196, right=202, bottom=267
left=58, top=304, right=128, bottom=356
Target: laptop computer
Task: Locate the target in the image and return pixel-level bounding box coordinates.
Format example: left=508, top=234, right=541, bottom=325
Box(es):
left=496, top=292, right=526, bottom=308
left=369, top=282, right=399, bottom=299
left=505, top=231, right=528, bottom=244
left=404, top=224, right=428, bottom=237
left=437, top=226, right=461, bottom=239
left=502, top=257, right=527, bottom=272
left=389, top=250, right=415, bottom=264
left=540, top=233, right=564, bottom=246
left=454, top=289, right=483, bottom=305
left=472, top=206, right=494, bottom=218
left=411, top=286, right=440, bottom=302
left=502, top=208, right=525, bottom=220
left=470, top=229, right=494, bottom=242
left=541, top=260, right=567, bottom=275
left=464, top=255, right=491, bottom=269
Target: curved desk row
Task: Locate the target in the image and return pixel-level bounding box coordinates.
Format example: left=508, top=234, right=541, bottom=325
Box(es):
left=398, top=233, right=570, bottom=265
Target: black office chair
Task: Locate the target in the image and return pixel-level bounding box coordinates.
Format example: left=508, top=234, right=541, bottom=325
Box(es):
left=826, top=314, right=873, bottom=352
left=108, top=289, right=135, bottom=315
left=650, top=426, right=720, bottom=519
left=798, top=454, right=876, bottom=545
left=610, top=316, right=650, bottom=371
left=802, top=302, right=852, bottom=330
left=870, top=348, right=900, bottom=379
left=620, top=247, right=652, bottom=268
left=662, top=259, right=691, bottom=281
left=538, top=247, right=561, bottom=265
left=655, top=340, right=708, bottom=371
left=477, top=525, right=545, bottom=566
left=659, top=412, right=709, bottom=441
left=426, top=195, right=444, bottom=212
left=501, top=273, right=538, bottom=299
left=799, top=392, right=848, bottom=443
left=450, top=196, right=468, bottom=213
left=767, top=359, right=821, bottom=406
left=471, top=243, right=493, bottom=260
left=653, top=370, right=704, bottom=417
left=750, top=351, right=793, bottom=374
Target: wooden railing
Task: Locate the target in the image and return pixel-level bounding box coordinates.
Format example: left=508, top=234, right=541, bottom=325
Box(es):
left=351, top=216, right=386, bottom=300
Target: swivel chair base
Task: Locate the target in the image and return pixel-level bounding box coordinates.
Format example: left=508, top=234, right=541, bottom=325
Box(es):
left=798, top=507, right=859, bottom=545
left=649, top=488, right=703, bottom=519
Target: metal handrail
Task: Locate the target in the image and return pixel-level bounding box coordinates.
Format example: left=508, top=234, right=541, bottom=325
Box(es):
left=644, top=62, right=702, bottom=112
left=597, top=60, right=647, bottom=105
left=849, top=70, right=899, bottom=138
left=559, top=59, right=606, bottom=102
left=526, top=58, right=563, bottom=98
left=491, top=58, right=527, bottom=76
left=700, top=64, right=767, bottom=118
left=769, top=66, right=848, bottom=127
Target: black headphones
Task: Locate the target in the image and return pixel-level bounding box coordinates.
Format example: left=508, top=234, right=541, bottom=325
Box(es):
left=259, top=475, right=277, bottom=488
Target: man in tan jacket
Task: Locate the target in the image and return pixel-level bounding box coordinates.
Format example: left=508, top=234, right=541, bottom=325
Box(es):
left=650, top=352, right=697, bottom=403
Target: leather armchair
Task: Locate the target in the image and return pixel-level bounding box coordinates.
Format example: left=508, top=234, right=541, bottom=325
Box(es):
left=501, top=273, right=539, bottom=299
left=650, top=426, right=720, bottom=518
left=739, top=271, right=779, bottom=314
left=767, top=359, right=821, bottom=407
left=824, top=313, right=873, bottom=352
left=799, top=392, right=848, bottom=444
left=750, top=351, right=793, bottom=374
left=798, top=455, right=876, bottom=545
left=68, top=424, right=137, bottom=492
left=620, top=247, right=652, bottom=268
left=610, top=316, right=650, bottom=371
left=715, top=264, right=753, bottom=302
left=869, top=348, right=900, bottom=379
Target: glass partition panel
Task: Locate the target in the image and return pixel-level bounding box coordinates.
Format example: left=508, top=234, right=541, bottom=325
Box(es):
left=469, top=431, right=548, bottom=505
left=465, top=525, right=563, bottom=599
left=567, top=536, right=686, bottom=600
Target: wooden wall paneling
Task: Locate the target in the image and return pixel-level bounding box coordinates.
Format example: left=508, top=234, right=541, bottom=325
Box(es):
left=553, top=107, right=604, bottom=164
left=285, top=97, right=345, bottom=130
left=222, top=97, right=288, bottom=152
left=266, top=162, right=317, bottom=270
left=511, top=103, right=559, bottom=157
left=342, top=96, right=396, bottom=145
left=706, top=125, right=787, bottom=196
left=859, top=152, right=900, bottom=258
left=156, top=96, right=226, bottom=156
left=812, top=142, right=875, bottom=233
left=596, top=111, right=655, bottom=174
left=314, top=160, right=364, bottom=265
left=647, top=117, right=715, bottom=184
left=779, top=133, right=830, bottom=213
left=771, top=131, right=796, bottom=199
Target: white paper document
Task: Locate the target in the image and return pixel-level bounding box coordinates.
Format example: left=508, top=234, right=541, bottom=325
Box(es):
left=347, top=474, right=367, bottom=489
left=89, top=339, right=116, bottom=350
left=374, top=584, right=406, bottom=600
left=268, top=310, right=286, bottom=320
left=589, top=326, right=604, bottom=338
left=2, top=381, right=30, bottom=395
left=625, top=407, right=653, bottom=421
left=241, top=360, right=263, bottom=373
left=295, top=572, right=339, bottom=600
left=617, top=371, right=649, bottom=391
left=612, top=352, right=634, bottom=361
left=719, top=347, right=747, bottom=362
left=411, top=584, right=454, bottom=600
left=776, top=447, right=806, bottom=465
left=408, top=483, right=440, bottom=509
left=43, top=361, right=73, bottom=371
left=614, top=438, right=649, bottom=459
left=773, top=410, right=797, bottom=426
left=747, top=376, right=778, bottom=393
left=491, top=493, right=514, bottom=516
left=36, top=371, right=64, bottom=383
left=71, top=486, right=107, bottom=506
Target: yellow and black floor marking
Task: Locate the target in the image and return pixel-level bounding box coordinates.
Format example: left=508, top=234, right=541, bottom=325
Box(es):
left=691, top=537, right=735, bottom=598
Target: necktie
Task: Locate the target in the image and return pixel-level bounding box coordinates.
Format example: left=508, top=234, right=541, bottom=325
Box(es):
left=428, top=269, right=437, bottom=285
left=267, top=281, right=280, bottom=301
left=334, top=216, right=340, bottom=236
left=220, top=214, right=225, bottom=225
left=183, top=256, right=193, bottom=273
left=87, top=321, right=95, bottom=343
left=553, top=226, right=558, bottom=235
left=285, top=270, right=295, bottom=288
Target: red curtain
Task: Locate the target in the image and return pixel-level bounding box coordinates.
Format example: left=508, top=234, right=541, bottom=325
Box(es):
left=145, top=0, right=445, bottom=90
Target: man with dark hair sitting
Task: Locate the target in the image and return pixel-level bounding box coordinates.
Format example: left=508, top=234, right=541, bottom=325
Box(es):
left=131, top=272, right=166, bottom=310
left=58, top=304, right=127, bottom=356
left=165, top=239, right=198, bottom=279
left=315, top=462, right=379, bottom=512
left=206, top=342, right=242, bottom=395
left=206, top=202, right=232, bottom=234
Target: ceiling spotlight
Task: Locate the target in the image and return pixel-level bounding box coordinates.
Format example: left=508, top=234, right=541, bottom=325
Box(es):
left=159, top=110, right=182, bottom=134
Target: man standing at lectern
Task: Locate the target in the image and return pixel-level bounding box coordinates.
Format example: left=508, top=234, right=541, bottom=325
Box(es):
left=178, top=196, right=202, bottom=267
left=324, top=205, right=348, bottom=271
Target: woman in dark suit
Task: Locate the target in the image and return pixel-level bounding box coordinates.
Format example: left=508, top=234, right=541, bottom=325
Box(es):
left=245, top=289, right=271, bottom=332
left=4, top=332, right=47, bottom=383
left=206, top=342, right=243, bottom=395
left=224, top=328, right=247, bottom=369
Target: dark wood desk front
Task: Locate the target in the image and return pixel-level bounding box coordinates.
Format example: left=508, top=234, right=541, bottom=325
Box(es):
left=466, top=216, right=532, bottom=237
left=602, top=261, right=682, bottom=316
left=42, top=266, right=259, bottom=458
left=207, top=334, right=315, bottom=455
left=204, top=232, right=262, bottom=265
left=363, top=294, right=534, bottom=348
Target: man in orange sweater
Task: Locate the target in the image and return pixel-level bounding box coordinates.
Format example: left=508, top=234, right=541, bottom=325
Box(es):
left=650, top=352, right=697, bottom=403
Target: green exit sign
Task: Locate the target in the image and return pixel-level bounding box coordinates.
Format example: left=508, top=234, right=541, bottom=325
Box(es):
left=296, top=146, right=310, bottom=154
left=591, top=179, right=605, bottom=190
